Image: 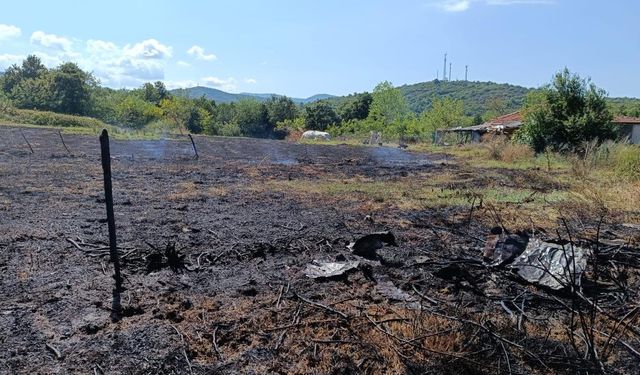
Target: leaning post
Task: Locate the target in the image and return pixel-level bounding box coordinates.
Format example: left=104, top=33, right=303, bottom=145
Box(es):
left=21, top=130, right=34, bottom=154
left=99, top=129, right=123, bottom=318
left=58, top=130, right=71, bottom=154
left=188, top=133, right=199, bottom=159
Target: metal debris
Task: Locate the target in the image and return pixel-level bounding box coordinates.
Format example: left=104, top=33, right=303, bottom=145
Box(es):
left=510, top=239, right=588, bottom=290
left=483, top=227, right=528, bottom=267
left=348, top=231, right=397, bottom=259
left=304, top=260, right=360, bottom=279
left=374, top=278, right=420, bottom=309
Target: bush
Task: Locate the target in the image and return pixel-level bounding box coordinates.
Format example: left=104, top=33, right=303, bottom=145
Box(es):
left=500, top=142, right=535, bottom=162
left=482, top=135, right=535, bottom=162
left=612, top=144, right=640, bottom=181
left=115, top=96, right=161, bottom=129
left=219, top=122, right=242, bottom=137
left=1, top=108, right=106, bottom=128
left=0, top=94, right=16, bottom=115
left=519, top=69, right=614, bottom=152
left=482, top=135, right=507, bottom=160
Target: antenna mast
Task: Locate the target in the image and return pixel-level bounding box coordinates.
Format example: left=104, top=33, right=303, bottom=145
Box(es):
left=443, top=53, right=447, bottom=81
left=465, top=65, right=468, bottom=81
left=449, top=62, right=452, bottom=81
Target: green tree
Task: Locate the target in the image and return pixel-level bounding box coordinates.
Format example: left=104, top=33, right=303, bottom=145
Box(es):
left=339, top=92, right=372, bottom=122
left=265, top=96, right=298, bottom=126
left=233, top=99, right=269, bottom=137
left=186, top=107, right=212, bottom=134
left=304, top=101, right=340, bottom=131
left=1, top=65, right=23, bottom=93
left=213, top=102, right=237, bottom=127
left=160, top=97, right=193, bottom=133
left=142, top=82, right=159, bottom=104
left=518, top=68, right=614, bottom=152
left=1, top=55, right=48, bottom=100
left=368, top=81, right=409, bottom=127
left=0, top=91, right=14, bottom=114
left=142, top=81, right=170, bottom=105
left=10, top=76, right=52, bottom=110
left=409, top=97, right=465, bottom=138
left=115, top=95, right=160, bottom=128
left=21, top=55, right=47, bottom=80
left=49, top=62, right=96, bottom=115
left=154, top=81, right=169, bottom=102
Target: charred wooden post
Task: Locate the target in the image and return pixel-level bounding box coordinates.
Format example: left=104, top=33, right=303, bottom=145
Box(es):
left=21, top=130, right=34, bottom=154
left=99, top=129, right=123, bottom=318
left=188, top=134, right=199, bottom=159
left=58, top=130, right=70, bottom=154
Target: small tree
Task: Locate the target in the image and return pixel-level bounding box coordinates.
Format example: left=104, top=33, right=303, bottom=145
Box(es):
left=265, top=95, right=298, bottom=127
left=234, top=99, right=270, bottom=137
left=160, top=97, right=193, bottom=134
left=339, top=92, right=372, bottom=122
left=518, top=69, right=614, bottom=152
left=304, top=101, right=340, bottom=131
left=368, top=81, right=409, bottom=127
left=49, top=62, right=97, bottom=115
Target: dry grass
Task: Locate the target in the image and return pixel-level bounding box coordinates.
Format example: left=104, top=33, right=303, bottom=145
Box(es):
left=168, top=291, right=474, bottom=374
left=167, top=181, right=229, bottom=201
left=500, top=142, right=535, bottom=163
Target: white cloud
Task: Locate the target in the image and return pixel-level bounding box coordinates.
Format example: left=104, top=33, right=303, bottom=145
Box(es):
left=0, top=53, right=24, bottom=68
left=30, top=31, right=73, bottom=52
left=245, top=78, right=257, bottom=84
left=432, top=0, right=553, bottom=12
left=486, top=0, right=553, bottom=4
left=177, top=60, right=191, bottom=68
left=124, top=38, right=172, bottom=59
left=438, top=0, right=470, bottom=12
left=0, top=24, right=21, bottom=42
left=77, top=38, right=173, bottom=87
left=164, top=79, right=200, bottom=90
left=187, top=45, right=217, bottom=61
left=202, top=76, right=236, bottom=91
left=86, top=39, right=118, bottom=55
left=33, top=51, right=64, bottom=67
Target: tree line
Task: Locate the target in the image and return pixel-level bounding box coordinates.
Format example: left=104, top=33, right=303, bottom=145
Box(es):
left=0, top=55, right=481, bottom=139
left=0, top=55, right=634, bottom=149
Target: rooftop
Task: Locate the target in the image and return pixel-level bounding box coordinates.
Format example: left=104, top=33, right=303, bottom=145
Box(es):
left=613, top=115, right=640, bottom=124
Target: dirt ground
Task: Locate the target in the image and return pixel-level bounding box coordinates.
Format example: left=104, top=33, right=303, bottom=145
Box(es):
left=1, top=126, right=639, bottom=374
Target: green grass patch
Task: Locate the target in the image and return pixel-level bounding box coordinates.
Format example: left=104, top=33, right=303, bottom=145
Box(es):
left=1, top=108, right=106, bottom=129
left=262, top=178, right=569, bottom=210
left=612, top=144, right=640, bottom=181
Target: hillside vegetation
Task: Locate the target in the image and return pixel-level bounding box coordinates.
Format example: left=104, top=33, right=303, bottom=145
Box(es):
left=2, top=55, right=640, bottom=141
left=399, top=80, right=531, bottom=115
left=171, top=86, right=334, bottom=104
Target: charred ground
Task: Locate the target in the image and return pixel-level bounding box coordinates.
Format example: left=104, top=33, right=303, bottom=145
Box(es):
left=1, top=126, right=639, bottom=374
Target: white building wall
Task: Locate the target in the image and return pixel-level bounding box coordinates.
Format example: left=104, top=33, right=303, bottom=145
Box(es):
left=631, top=125, right=640, bottom=145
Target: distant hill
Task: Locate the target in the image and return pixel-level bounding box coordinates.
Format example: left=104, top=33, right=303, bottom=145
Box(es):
left=319, top=80, right=534, bottom=117
left=328, top=80, right=640, bottom=117
left=171, top=86, right=334, bottom=104
left=170, top=82, right=639, bottom=117
left=398, top=80, right=533, bottom=116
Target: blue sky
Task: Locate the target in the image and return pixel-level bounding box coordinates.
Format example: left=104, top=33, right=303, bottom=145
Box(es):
left=1, top=0, right=638, bottom=97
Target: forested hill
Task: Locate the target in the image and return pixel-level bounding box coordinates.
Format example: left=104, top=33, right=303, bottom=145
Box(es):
left=317, top=80, right=532, bottom=117
left=171, top=86, right=334, bottom=104
left=169, top=81, right=640, bottom=117
left=398, top=80, right=532, bottom=116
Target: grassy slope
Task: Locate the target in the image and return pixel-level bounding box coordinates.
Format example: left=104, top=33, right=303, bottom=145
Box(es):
left=0, top=109, right=164, bottom=140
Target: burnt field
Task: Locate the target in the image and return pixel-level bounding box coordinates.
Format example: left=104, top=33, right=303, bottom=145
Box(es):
left=1, top=126, right=639, bottom=374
